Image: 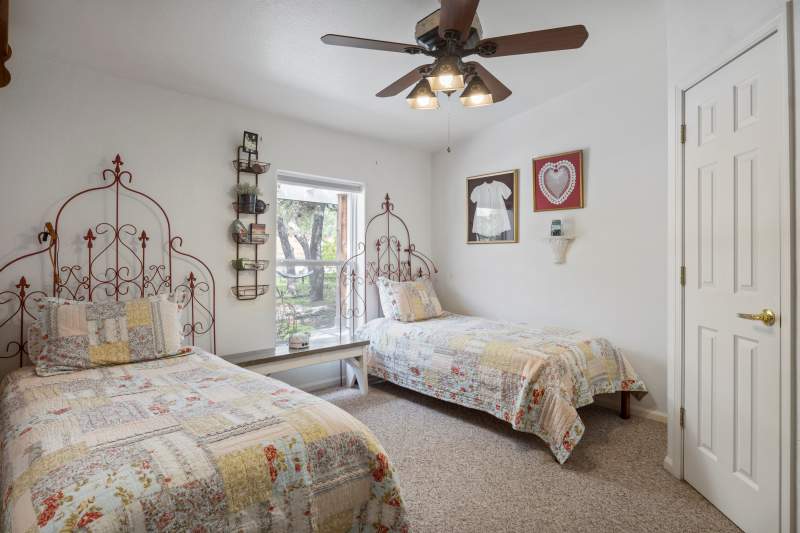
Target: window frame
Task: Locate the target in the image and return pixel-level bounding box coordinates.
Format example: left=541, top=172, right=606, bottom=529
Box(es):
left=275, top=174, right=362, bottom=343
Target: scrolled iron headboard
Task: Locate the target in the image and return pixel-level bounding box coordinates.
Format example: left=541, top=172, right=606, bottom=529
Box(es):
left=339, top=193, right=437, bottom=336
left=0, top=154, right=216, bottom=366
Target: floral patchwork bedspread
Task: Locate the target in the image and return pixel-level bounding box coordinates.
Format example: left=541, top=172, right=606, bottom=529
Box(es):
left=0, top=350, right=406, bottom=532
left=358, top=313, right=646, bottom=463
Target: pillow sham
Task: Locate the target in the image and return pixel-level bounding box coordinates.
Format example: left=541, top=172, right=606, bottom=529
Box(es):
left=26, top=320, right=45, bottom=365
left=34, top=294, right=188, bottom=376
left=376, top=277, right=443, bottom=322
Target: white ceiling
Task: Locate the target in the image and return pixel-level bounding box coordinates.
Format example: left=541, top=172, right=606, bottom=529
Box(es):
left=11, top=0, right=651, bottom=151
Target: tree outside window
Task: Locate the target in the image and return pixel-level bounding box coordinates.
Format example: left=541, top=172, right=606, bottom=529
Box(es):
left=275, top=182, right=354, bottom=342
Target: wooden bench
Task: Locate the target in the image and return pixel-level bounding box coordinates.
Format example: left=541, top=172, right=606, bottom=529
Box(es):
left=222, top=336, right=370, bottom=395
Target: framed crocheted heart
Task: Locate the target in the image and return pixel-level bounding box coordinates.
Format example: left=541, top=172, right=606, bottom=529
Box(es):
left=533, top=150, right=584, bottom=211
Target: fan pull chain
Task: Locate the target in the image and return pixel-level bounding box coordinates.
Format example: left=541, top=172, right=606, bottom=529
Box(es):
left=446, top=92, right=452, bottom=153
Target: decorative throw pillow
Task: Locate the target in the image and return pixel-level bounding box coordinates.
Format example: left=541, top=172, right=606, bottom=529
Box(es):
left=34, top=294, right=188, bottom=376
left=26, top=321, right=45, bottom=365
left=376, top=277, right=443, bottom=322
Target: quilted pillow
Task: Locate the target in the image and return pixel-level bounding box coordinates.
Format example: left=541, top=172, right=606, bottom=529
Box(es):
left=376, top=277, right=443, bottom=322
left=34, top=294, right=189, bottom=376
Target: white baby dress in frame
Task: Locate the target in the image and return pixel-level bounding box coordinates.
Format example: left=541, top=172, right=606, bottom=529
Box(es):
left=470, top=180, right=513, bottom=239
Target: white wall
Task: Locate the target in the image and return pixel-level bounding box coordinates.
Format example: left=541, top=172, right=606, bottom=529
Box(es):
left=0, top=52, right=432, bottom=389
left=666, top=0, right=787, bottom=82
left=430, top=1, right=668, bottom=417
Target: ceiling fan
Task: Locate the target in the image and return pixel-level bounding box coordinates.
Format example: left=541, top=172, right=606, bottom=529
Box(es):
left=321, top=0, right=588, bottom=110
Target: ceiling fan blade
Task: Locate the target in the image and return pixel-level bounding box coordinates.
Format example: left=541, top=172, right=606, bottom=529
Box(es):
left=376, top=65, right=429, bottom=97
left=477, top=25, right=588, bottom=57
left=321, top=34, right=425, bottom=55
left=0, top=0, right=9, bottom=88
left=438, top=0, right=479, bottom=42
left=465, top=62, right=511, bottom=102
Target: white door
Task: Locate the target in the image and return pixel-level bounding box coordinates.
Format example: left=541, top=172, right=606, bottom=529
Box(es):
left=683, top=33, right=783, bottom=533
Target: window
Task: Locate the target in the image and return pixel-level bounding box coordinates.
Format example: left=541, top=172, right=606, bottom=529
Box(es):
left=275, top=173, right=362, bottom=343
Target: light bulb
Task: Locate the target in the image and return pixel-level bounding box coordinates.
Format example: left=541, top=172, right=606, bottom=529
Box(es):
left=470, top=94, right=486, bottom=105
left=459, top=74, right=494, bottom=108
left=439, top=75, right=454, bottom=88
left=417, top=96, right=431, bottom=106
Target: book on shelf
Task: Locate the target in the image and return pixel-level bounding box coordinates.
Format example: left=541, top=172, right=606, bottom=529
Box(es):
left=249, top=223, right=267, bottom=244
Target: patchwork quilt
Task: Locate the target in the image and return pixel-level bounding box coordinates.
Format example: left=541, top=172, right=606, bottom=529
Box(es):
left=358, top=313, right=647, bottom=463
left=0, top=350, right=406, bottom=532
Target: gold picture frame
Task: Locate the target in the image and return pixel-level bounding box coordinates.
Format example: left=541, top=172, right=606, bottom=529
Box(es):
left=466, top=169, right=519, bottom=244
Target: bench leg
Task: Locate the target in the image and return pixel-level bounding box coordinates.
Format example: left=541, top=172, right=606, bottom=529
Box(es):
left=345, top=364, right=357, bottom=388
left=620, top=391, right=631, bottom=419
left=344, top=352, right=368, bottom=396
left=358, top=351, right=368, bottom=395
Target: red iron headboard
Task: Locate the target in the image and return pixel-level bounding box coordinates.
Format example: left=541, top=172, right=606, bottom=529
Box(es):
left=338, top=193, right=437, bottom=336
left=0, top=154, right=216, bottom=366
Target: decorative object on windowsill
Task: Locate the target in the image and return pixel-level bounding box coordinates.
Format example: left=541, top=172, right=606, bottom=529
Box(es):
left=288, top=332, right=310, bottom=350
left=545, top=218, right=573, bottom=264
left=231, top=258, right=269, bottom=271
left=0, top=0, right=10, bottom=88
left=232, top=130, right=270, bottom=301
left=320, top=1, right=588, bottom=111
left=466, top=169, right=519, bottom=244
left=276, top=288, right=309, bottom=349
left=276, top=288, right=297, bottom=340
left=533, top=150, right=584, bottom=211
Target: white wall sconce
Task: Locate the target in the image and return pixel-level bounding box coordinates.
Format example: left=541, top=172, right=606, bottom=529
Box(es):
left=545, top=218, right=574, bottom=264
left=546, top=236, right=574, bottom=263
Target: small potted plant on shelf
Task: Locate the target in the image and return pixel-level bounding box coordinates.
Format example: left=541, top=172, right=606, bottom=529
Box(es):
left=233, top=183, right=262, bottom=214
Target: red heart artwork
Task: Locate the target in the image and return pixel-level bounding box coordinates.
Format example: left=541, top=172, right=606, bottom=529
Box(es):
left=533, top=150, right=584, bottom=211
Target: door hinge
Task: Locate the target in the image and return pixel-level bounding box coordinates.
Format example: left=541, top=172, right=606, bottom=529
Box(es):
left=680, top=266, right=686, bottom=287
left=680, top=124, right=686, bottom=144
left=680, top=407, right=685, bottom=428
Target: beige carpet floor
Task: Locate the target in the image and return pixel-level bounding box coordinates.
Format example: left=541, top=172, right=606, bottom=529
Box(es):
left=319, top=382, right=740, bottom=533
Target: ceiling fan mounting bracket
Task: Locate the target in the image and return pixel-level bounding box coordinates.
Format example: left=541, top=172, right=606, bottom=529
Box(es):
left=442, top=29, right=461, bottom=42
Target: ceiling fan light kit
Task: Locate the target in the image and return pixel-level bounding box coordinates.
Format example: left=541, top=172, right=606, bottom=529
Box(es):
left=321, top=0, right=588, bottom=111
left=426, top=56, right=466, bottom=92
left=460, top=74, right=492, bottom=108
left=406, top=79, right=440, bottom=110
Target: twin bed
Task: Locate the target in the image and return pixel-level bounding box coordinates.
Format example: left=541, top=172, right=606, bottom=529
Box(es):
left=0, top=157, right=405, bottom=532
left=341, top=194, right=647, bottom=464
left=0, top=350, right=404, bottom=532
left=0, top=159, right=645, bottom=532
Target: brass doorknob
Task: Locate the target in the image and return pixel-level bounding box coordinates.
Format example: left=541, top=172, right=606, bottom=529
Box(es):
left=737, top=309, right=776, bottom=326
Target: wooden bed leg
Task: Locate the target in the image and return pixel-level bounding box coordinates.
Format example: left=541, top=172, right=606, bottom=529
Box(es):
left=620, top=391, right=631, bottom=419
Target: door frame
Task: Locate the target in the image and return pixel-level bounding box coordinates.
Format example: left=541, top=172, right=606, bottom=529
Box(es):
left=665, top=8, right=795, bottom=532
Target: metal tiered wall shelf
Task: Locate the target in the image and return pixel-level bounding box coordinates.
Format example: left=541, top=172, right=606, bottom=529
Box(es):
left=231, top=140, right=270, bottom=301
